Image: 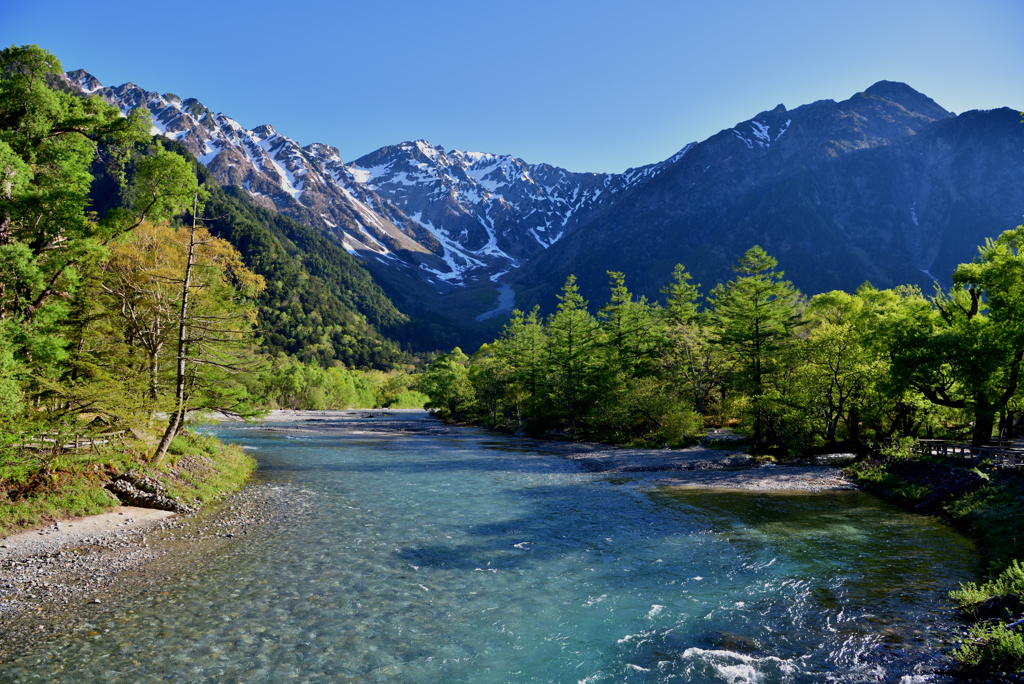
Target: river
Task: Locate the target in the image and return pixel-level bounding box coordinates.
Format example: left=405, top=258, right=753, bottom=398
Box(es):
left=1, top=412, right=976, bottom=683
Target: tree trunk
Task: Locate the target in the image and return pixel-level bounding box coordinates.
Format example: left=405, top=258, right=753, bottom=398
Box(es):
left=149, top=350, right=159, bottom=402
left=971, top=397, right=997, bottom=447
left=153, top=196, right=198, bottom=465
left=847, top=406, right=861, bottom=446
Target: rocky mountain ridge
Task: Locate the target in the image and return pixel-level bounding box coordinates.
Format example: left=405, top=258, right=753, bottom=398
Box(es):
left=66, top=69, right=686, bottom=291
left=66, top=70, right=1024, bottom=320
left=510, top=82, right=1024, bottom=309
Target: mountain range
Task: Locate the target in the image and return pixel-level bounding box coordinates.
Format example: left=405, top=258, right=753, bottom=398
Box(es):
left=65, top=70, right=1024, bottom=323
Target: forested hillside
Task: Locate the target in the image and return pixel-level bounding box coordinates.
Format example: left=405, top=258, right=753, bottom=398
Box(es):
left=86, top=137, right=408, bottom=370
left=0, top=46, right=430, bottom=471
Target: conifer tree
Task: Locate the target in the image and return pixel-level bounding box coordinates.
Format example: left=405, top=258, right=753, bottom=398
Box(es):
left=598, top=271, right=663, bottom=377
left=709, top=246, right=800, bottom=445
left=543, top=276, right=604, bottom=432
left=494, top=307, right=546, bottom=424
left=660, top=264, right=729, bottom=415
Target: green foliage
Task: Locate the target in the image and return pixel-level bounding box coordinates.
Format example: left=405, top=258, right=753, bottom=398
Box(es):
left=417, top=231, right=1024, bottom=455
left=106, top=140, right=409, bottom=371
left=542, top=276, right=606, bottom=432
left=844, top=460, right=930, bottom=504
left=952, top=622, right=1024, bottom=673
left=0, top=425, right=254, bottom=536
left=891, top=481, right=931, bottom=504
left=709, top=246, right=801, bottom=447
left=845, top=462, right=899, bottom=488
left=0, top=45, right=270, bottom=473
left=946, top=474, right=1024, bottom=575
left=873, top=224, right=1024, bottom=447
left=951, top=560, right=1024, bottom=608
left=418, top=348, right=477, bottom=422
left=126, top=437, right=255, bottom=510
left=388, top=390, right=429, bottom=409
left=881, top=436, right=918, bottom=460
left=246, top=355, right=422, bottom=410
left=168, top=432, right=220, bottom=459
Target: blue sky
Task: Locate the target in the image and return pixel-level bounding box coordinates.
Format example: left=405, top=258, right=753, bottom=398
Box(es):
left=3, top=0, right=1022, bottom=173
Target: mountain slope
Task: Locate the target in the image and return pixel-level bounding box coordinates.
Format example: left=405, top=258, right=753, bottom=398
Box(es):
left=66, top=69, right=681, bottom=295
left=510, top=84, right=1024, bottom=308
left=68, top=67, right=1024, bottom=324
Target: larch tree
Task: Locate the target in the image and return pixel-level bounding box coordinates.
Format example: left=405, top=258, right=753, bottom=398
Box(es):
left=543, top=275, right=604, bottom=432
left=709, top=246, right=801, bottom=446
left=151, top=195, right=266, bottom=463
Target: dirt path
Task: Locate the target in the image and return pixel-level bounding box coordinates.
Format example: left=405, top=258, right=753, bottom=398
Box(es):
left=0, top=506, right=175, bottom=559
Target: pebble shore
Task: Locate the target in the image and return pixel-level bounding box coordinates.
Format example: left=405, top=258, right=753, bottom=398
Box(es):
left=0, top=482, right=312, bottom=660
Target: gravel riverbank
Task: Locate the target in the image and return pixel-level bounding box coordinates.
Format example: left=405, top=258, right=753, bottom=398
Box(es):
left=0, top=482, right=313, bottom=661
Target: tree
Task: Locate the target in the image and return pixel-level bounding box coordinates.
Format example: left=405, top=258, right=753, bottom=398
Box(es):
left=419, top=347, right=476, bottom=422
left=709, top=246, right=801, bottom=446
left=104, top=222, right=187, bottom=403
left=799, top=289, right=882, bottom=445
left=879, top=227, right=1024, bottom=445
left=151, top=195, right=266, bottom=463
left=0, top=45, right=151, bottom=327
left=0, top=45, right=200, bottom=443
left=660, top=264, right=730, bottom=415
left=598, top=271, right=663, bottom=377
left=542, top=276, right=604, bottom=432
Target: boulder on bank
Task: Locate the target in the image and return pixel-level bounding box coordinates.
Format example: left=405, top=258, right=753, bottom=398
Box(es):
left=105, top=472, right=193, bottom=514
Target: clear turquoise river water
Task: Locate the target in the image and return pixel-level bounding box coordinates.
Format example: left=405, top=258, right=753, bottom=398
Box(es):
left=3, top=413, right=977, bottom=683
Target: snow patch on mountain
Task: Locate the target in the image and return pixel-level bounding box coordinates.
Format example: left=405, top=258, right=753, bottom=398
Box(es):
left=65, top=69, right=681, bottom=290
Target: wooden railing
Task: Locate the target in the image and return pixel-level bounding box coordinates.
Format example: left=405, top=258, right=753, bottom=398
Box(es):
left=914, top=439, right=1024, bottom=466
left=15, top=430, right=128, bottom=452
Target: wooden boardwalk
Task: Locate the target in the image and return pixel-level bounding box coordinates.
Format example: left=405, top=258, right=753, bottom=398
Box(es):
left=914, top=439, right=1024, bottom=467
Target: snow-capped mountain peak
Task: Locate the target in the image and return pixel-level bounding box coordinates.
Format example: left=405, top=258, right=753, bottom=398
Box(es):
left=64, top=70, right=682, bottom=289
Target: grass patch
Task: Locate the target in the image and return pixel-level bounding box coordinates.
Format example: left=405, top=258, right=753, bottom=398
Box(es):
left=157, top=433, right=255, bottom=508
left=0, top=430, right=255, bottom=538
left=0, top=470, right=118, bottom=537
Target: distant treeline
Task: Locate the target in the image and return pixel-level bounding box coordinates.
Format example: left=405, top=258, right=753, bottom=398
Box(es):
left=419, top=235, right=1024, bottom=453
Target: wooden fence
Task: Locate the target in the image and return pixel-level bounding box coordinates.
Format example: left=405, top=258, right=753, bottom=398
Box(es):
left=914, top=439, right=1024, bottom=467
left=15, top=430, right=128, bottom=453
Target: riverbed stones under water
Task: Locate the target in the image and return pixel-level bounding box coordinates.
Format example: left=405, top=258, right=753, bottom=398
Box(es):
left=0, top=482, right=312, bottom=661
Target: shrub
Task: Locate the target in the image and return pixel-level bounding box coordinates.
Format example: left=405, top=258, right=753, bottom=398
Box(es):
left=881, top=436, right=918, bottom=460
left=845, top=462, right=898, bottom=487
left=892, top=481, right=931, bottom=504
left=953, top=622, right=1024, bottom=673
left=388, top=390, right=428, bottom=409
left=952, top=560, right=1024, bottom=608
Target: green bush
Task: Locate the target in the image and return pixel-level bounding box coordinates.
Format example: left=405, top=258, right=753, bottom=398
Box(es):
left=845, top=462, right=898, bottom=487
left=946, top=478, right=1024, bottom=575
left=881, top=436, right=918, bottom=460
left=892, top=481, right=931, bottom=504
left=952, top=560, right=1024, bottom=608
left=953, top=622, right=1024, bottom=673
left=388, top=390, right=428, bottom=409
